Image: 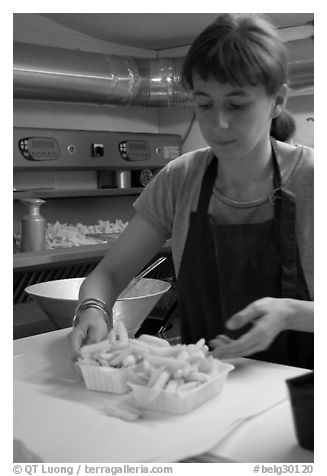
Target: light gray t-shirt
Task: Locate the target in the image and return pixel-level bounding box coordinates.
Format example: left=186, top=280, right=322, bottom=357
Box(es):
left=133, top=144, right=314, bottom=299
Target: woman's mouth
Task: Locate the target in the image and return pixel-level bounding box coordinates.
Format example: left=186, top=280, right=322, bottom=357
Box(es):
left=211, top=139, right=237, bottom=148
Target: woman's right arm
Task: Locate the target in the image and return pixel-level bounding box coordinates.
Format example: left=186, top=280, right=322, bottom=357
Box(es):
left=70, top=212, right=167, bottom=354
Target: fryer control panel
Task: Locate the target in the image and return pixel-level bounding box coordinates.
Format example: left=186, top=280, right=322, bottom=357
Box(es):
left=19, top=137, right=60, bottom=161
left=13, top=128, right=181, bottom=169
left=119, top=140, right=150, bottom=161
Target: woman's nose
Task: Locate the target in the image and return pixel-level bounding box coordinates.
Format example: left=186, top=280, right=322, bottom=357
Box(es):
left=214, top=109, right=229, bottom=129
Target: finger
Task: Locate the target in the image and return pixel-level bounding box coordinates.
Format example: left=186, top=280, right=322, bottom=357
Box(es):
left=211, top=339, right=259, bottom=359
left=216, top=335, right=234, bottom=345
left=213, top=340, right=260, bottom=359
left=211, top=324, right=269, bottom=359
left=209, top=335, right=234, bottom=349
left=226, top=298, right=270, bottom=330
left=86, top=323, right=107, bottom=345
left=70, top=327, right=87, bottom=355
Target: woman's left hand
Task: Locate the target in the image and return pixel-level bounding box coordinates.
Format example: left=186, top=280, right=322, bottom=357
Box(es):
left=209, top=297, right=292, bottom=359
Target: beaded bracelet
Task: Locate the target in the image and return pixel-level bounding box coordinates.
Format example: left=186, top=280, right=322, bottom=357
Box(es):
left=72, top=298, right=113, bottom=331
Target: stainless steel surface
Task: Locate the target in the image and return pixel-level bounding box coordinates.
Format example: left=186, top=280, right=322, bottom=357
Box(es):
left=119, top=256, right=167, bottom=298
left=14, top=248, right=175, bottom=340
left=24, top=277, right=171, bottom=335
left=39, top=13, right=313, bottom=50
left=13, top=129, right=181, bottom=248
left=13, top=128, right=181, bottom=170
left=13, top=242, right=111, bottom=269
left=20, top=198, right=46, bottom=252
left=116, top=170, right=131, bottom=189
left=13, top=240, right=172, bottom=270
left=13, top=42, right=190, bottom=107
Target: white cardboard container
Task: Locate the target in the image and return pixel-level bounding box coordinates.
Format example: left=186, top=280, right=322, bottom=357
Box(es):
left=78, top=363, right=139, bottom=394
left=129, top=363, right=234, bottom=414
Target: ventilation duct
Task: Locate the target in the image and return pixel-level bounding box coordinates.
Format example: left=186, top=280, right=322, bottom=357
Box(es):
left=13, top=42, right=313, bottom=107
left=13, top=42, right=191, bottom=107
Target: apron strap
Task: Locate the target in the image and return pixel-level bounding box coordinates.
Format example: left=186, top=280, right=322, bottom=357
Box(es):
left=270, top=138, right=298, bottom=298
left=271, top=137, right=282, bottom=189
left=280, top=188, right=298, bottom=297
left=270, top=137, right=282, bottom=221
left=197, top=155, right=218, bottom=212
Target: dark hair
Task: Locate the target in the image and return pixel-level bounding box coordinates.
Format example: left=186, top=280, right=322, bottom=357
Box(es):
left=270, top=110, right=296, bottom=142
left=181, top=13, right=288, bottom=95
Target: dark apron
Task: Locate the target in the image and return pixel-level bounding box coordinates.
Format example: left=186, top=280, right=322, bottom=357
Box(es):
left=177, top=140, right=313, bottom=369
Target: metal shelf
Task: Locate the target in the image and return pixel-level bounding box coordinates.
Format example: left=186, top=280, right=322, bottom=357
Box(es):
left=13, top=187, right=145, bottom=200
left=13, top=241, right=172, bottom=270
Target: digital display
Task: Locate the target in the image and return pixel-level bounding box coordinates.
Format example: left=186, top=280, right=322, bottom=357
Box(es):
left=128, top=142, right=147, bottom=150
left=18, top=136, right=60, bottom=161
left=31, top=140, right=55, bottom=149
left=119, top=140, right=150, bottom=161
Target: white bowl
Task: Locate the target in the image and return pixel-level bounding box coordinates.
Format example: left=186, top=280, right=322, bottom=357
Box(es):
left=25, top=277, right=171, bottom=336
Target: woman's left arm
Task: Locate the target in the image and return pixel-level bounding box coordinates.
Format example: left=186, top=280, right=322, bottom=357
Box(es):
left=210, top=297, right=313, bottom=359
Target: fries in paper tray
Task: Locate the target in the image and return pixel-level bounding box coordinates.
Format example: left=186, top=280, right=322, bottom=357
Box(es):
left=77, top=321, right=234, bottom=414
left=77, top=321, right=142, bottom=394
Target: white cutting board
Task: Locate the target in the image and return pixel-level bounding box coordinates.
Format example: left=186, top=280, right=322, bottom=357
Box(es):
left=13, top=330, right=306, bottom=462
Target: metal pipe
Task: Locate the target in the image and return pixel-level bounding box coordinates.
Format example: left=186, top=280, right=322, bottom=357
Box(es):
left=13, top=42, right=191, bottom=107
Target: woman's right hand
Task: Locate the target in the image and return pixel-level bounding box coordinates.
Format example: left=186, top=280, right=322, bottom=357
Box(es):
left=69, top=213, right=167, bottom=355
left=70, top=308, right=109, bottom=355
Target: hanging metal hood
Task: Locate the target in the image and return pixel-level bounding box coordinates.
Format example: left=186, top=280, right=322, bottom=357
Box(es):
left=13, top=42, right=313, bottom=107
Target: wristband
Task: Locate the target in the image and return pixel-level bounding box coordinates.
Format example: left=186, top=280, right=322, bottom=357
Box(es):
left=72, top=298, right=113, bottom=331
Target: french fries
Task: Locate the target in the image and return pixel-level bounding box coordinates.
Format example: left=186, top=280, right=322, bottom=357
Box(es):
left=137, top=334, right=170, bottom=347
left=46, top=219, right=128, bottom=249
left=105, top=403, right=142, bottom=421
left=77, top=320, right=233, bottom=412
left=78, top=319, right=220, bottom=386
left=129, top=339, right=222, bottom=395
left=77, top=319, right=135, bottom=369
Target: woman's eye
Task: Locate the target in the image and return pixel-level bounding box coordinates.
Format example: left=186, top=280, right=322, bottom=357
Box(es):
left=199, top=104, right=212, bottom=110
left=228, top=103, right=248, bottom=110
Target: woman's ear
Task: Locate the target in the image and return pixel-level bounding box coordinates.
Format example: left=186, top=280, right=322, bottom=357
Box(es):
left=271, top=84, right=288, bottom=118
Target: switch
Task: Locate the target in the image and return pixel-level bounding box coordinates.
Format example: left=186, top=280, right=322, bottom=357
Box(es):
left=92, top=143, right=104, bottom=157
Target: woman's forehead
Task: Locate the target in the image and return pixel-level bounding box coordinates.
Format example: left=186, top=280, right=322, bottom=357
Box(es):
left=191, top=75, right=266, bottom=98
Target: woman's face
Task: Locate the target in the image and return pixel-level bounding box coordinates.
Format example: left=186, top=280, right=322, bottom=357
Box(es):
left=191, top=74, right=281, bottom=161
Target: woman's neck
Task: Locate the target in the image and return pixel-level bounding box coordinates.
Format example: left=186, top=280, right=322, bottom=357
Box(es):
left=215, top=139, right=274, bottom=202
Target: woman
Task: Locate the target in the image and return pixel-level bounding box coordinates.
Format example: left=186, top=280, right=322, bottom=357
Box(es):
left=71, top=13, right=313, bottom=369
